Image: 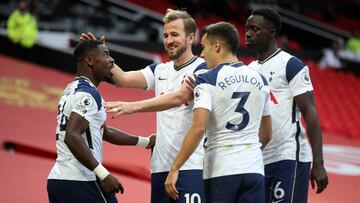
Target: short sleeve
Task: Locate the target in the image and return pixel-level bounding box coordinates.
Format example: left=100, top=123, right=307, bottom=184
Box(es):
left=140, top=63, right=157, bottom=90
left=289, top=65, right=313, bottom=96
left=286, top=57, right=313, bottom=96
left=263, top=91, right=271, bottom=116
left=193, top=84, right=213, bottom=111
left=71, top=92, right=99, bottom=122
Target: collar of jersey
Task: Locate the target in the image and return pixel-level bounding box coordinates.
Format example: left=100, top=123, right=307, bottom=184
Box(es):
left=174, top=56, right=197, bottom=71
left=218, top=61, right=243, bottom=67
left=258, top=48, right=281, bottom=64
left=75, top=76, right=96, bottom=88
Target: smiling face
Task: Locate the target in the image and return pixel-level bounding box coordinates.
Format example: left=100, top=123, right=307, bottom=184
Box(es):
left=163, top=19, right=192, bottom=60
left=245, top=15, right=274, bottom=53
left=91, top=44, right=115, bottom=84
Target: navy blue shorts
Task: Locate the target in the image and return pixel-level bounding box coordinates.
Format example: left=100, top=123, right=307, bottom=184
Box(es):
left=151, top=170, right=205, bottom=203
left=47, top=179, right=118, bottom=203
left=265, top=160, right=311, bottom=203
left=204, top=173, right=265, bottom=203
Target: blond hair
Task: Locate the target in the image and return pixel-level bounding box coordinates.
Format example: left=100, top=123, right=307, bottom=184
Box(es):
left=163, top=9, right=196, bottom=36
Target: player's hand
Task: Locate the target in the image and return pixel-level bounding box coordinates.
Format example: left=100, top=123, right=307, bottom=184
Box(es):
left=146, top=133, right=156, bottom=149
left=310, top=161, right=328, bottom=193
left=101, top=174, right=124, bottom=194
left=164, top=169, right=179, bottom=200
left=80, top=32, right=106, bottom=44
left=105, top=101, right=137, bottom=119
left=184, top=74, right=196, bottom=92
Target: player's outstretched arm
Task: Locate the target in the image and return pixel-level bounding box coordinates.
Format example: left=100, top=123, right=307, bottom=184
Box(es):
left=105, top=83, right=193, bottom=119
left=80, top=33, right=148, bottom=89
left=103, top=125, right=156, bottom=149
left=295, top=91, right=328, bottom=193
left=111, top=64, right=148, bottom=89
left=65, top=112, right=123, bottom=194
left=165, top=108, right=208, bottom=200
left=259, top=115, right=272, bottom=150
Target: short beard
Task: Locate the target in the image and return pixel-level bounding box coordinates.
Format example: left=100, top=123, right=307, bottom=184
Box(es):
left=168, top=44, right=187, bottom=60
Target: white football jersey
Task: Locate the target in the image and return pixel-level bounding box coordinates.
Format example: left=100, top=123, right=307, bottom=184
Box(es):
left=194, top=62, right=271, bottom=179
left=141, top=56, right=207, bottom=173
left=248, top=49, right=313, bottom=165
left=48, top=76, right=105, bottom=181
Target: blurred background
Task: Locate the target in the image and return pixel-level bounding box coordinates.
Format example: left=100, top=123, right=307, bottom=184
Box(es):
left=0, top=0, right=359, bottom=202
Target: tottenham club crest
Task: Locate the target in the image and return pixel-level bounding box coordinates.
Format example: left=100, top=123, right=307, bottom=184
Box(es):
left=269, top=71, right=275, bottom=82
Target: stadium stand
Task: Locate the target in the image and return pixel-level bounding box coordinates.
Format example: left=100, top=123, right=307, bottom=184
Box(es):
left=308, top=61, right=360, bottom=139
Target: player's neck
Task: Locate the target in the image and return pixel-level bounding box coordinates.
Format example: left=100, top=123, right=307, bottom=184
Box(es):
left=219, top=54, right=238, bottom=65
left=258, top=45, right=280, bottom=63
left=173, top=51, right=194, bottom=67
left=76, top=74, right=99, bottom=87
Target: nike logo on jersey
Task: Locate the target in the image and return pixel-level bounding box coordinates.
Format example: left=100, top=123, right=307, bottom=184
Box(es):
left=272, top=199, right=284, bottom=203
left=158, top=77, right=167, bottom=80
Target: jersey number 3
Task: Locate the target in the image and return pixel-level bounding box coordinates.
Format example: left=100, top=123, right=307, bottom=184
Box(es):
left=226, top=92, right=250, bottom=131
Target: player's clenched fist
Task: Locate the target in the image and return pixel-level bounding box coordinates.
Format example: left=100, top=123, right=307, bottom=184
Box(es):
left=101, top=174, right=124, bottom=194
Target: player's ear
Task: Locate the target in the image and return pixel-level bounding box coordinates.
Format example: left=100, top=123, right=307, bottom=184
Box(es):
left=214, top=40, right=221, bottom=53
left=187, top=32, right=195, bottom=44
left=85, top=55, right=94, bottom=67
left=270, top=29, right=276, bottom=37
